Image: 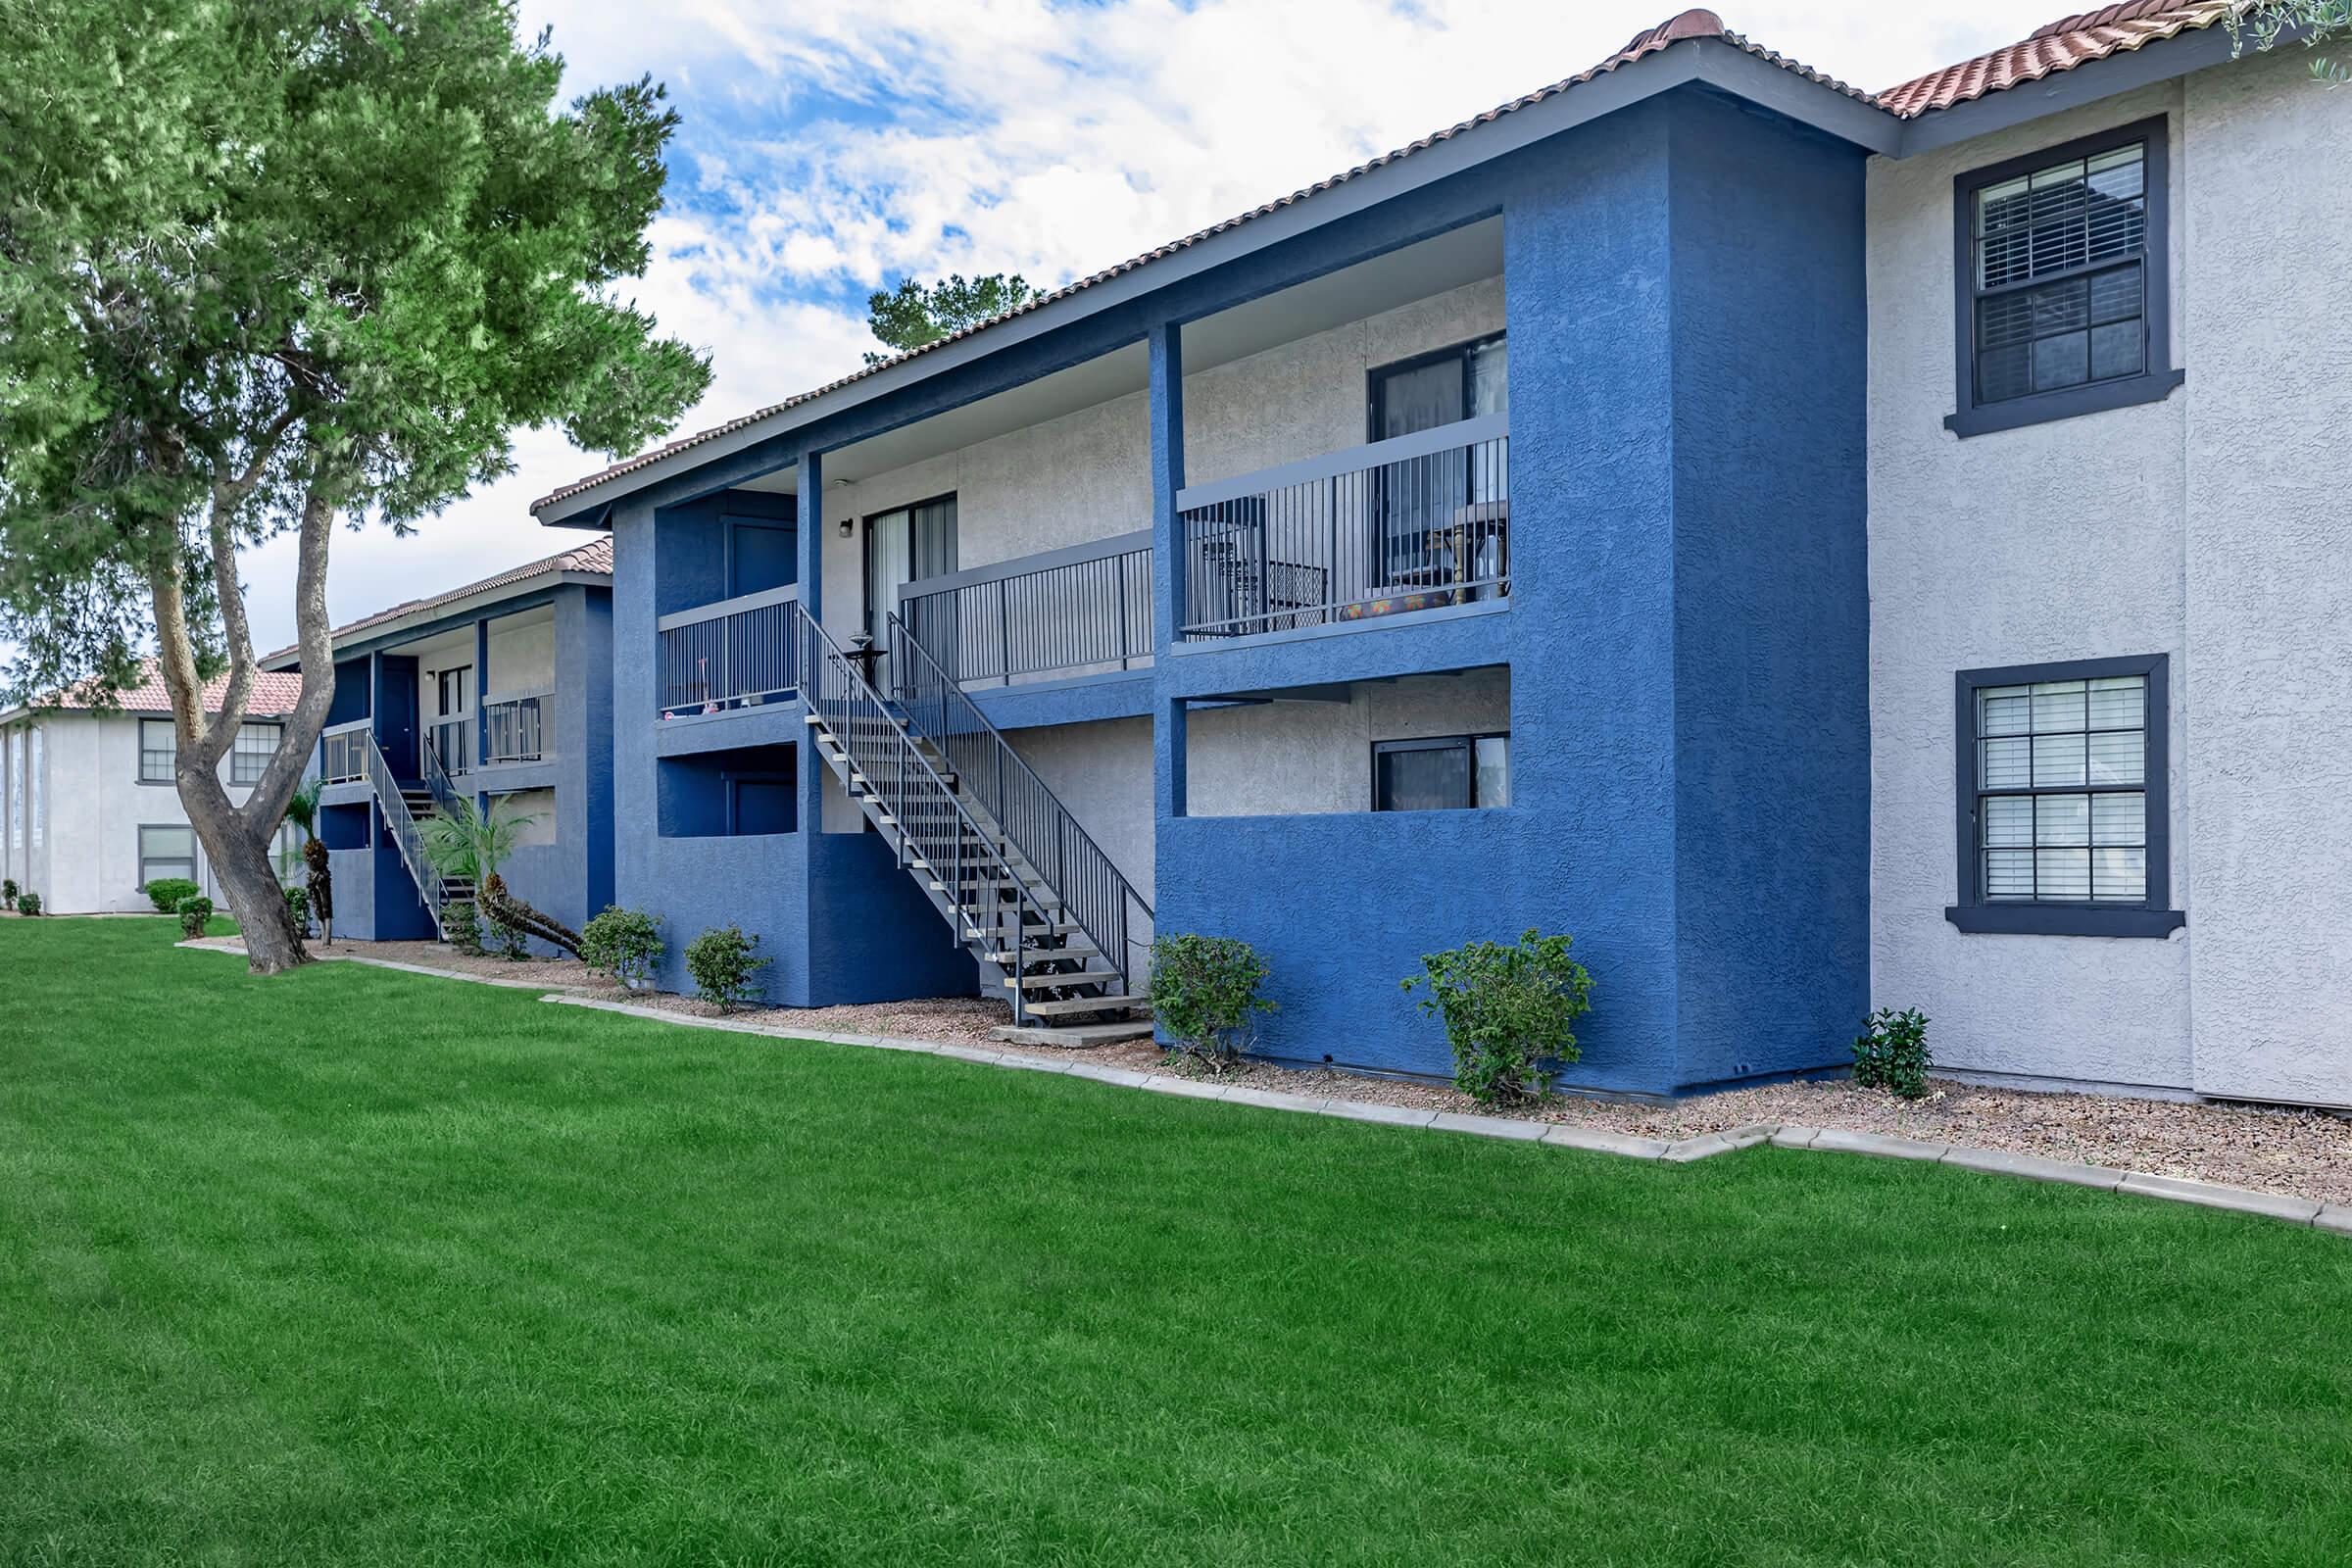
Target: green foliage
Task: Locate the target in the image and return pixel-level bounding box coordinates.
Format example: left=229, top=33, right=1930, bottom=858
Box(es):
left=143, top=877, right=201, bottom=914
left=0, top=0, right=710, bottom=708
left=487, top=911, right=530, bottom=962
left=2230, top=1, right=2352, bottom=84
left=863, top=273, right=1037, bottom=365
left=418, top=797, right=535, bottom=888
left=174, top=895, right=215, bottom=939
left=580, top=906, right=663, bottom=990
left=1148, top=934, right=1275, bottom=1073
left=684, top=924, right=769, bottom=1013
left=441, top=900, right=484, bottom=956
left=2, top=879, right=16, bottom=909
left=15, top=891, right=40, bottom=916
left=1852, top=1008, right=1934, bottom=1101
left=1403, top=929, right=1594, bottom=1106
left=284, top=885, right=310, bottom=932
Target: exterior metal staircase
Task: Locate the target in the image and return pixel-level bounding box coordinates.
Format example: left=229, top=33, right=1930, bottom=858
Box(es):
left=362, top=731, right=466, bottom=938
left=791, top=602, right=1153, bottom=1042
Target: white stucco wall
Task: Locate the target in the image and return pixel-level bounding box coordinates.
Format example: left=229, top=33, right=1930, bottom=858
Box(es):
left=814, top=275, right=1505, bottom=639
left=1188, top=667, right=1511, bottom=820
left=1866, top=49, right=2352, bottom=1103
left=1006, top=716, right=1155, bottom=889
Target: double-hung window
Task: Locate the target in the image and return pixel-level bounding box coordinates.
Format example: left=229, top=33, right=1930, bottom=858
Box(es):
left=1948, top=118, right=2182, bottom=437
left=1948, top=655, right=2181, bottom=936
left=1372, top=733, right=1509, bottom=812
left=139, top=824, right=198, bottom=889
left=138, top=718, right=176, bottom=783
left=230, top=721, right=280, bottom=787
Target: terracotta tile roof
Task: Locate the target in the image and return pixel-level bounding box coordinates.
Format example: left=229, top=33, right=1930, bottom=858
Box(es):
left=35, top=660, right=305, bottom=717
left=263, top=535, right=612, bottom=663
left=533, top=4, right=2231, bottom=513
left=1876, top=2, right=2231, bottom=118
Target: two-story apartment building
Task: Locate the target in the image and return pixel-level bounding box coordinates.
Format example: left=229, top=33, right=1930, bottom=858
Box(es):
left=262, top=540, right=616, bottom=947
left=0, top=664, right=305, bottom=913
left=524, top=6, right=2351, bottom=1106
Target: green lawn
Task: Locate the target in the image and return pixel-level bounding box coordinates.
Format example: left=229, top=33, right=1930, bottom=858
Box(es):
left=3, top=919, right=2347, bottom=1565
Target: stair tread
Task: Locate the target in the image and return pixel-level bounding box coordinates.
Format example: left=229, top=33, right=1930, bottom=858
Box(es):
left=1021, top=995, right=1150, bottom=1017
left=1004, top=970, right=1119, bottom=990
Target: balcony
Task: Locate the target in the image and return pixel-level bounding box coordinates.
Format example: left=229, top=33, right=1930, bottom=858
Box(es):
left=899, top=533, right=1152, bottom=690
left=483, top=688, right=552, bottom=766
left=321, top=719, right=369, bottom=785
left=1177, top=413, right=1508, bottom=641
left=658, top=585, right=802, bottom=717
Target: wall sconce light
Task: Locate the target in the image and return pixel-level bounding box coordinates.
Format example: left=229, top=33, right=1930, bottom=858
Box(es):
left=837, top=518, right=854, bottom=538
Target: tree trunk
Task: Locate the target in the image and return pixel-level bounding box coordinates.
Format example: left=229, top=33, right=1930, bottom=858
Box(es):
left=179, top=771, right=309, bottom=972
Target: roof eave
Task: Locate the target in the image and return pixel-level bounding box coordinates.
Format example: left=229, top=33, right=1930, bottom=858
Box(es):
left=260, top=567, right=611, bottom=670
left=1890, top=15, right=2237, bottom=157
left=531, top=36, right=1899, bottom=525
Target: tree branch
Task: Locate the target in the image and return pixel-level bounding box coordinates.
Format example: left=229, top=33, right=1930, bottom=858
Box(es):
left=187, top=405, right=301, bottom=770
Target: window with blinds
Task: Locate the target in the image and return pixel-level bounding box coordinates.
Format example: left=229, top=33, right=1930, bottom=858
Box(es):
left=1949, top=119, right=2178, bottom=438
left=1951, top=655, right=2179, bottom=937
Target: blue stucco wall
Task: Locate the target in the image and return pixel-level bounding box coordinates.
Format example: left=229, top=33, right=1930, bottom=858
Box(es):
left=1665, top=91, right=1871, bottom=1088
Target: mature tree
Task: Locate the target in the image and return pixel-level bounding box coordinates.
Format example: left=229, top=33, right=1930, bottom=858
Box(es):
left=2232, top=1, right=2352, bottom=82
left=863, top=273, right=1038, bottom=364
left=0, top=0, right=710, bottom=972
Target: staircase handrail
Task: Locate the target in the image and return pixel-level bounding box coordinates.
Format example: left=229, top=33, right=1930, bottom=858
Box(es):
left=887, top=610, right=1153, bottom=991
left=795, top=604, right=1075, bottom=1024
left=365, top=732, right=448, bottom=927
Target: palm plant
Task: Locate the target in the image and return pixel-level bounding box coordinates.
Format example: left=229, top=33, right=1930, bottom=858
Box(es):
left=416, top=797, right=578, bottom=956
left=280, top=780, right=332, bottom=944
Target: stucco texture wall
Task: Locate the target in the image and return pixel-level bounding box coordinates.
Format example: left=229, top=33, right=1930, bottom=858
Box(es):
left=1866, top=80, right=2195, bottom=1093
left=24, top=714, right=269, bottom=914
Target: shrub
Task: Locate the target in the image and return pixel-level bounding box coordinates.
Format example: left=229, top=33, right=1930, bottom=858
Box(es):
left=15, top=891, right=40, bottom=916
left=284, top=885, right=311, bottom=933
left=1403, top=928, right=1594, bottom=1106
left=1148, top=933, right=1276, bottom=1074
left=685, top=924, right=769, bottom=1012
left=488, top=910, right=530, bottom=961
left=441, top=899, right=483, bottom=956
left=1852, top=1007, right=1933, bottom=1100
left=580, top=906, right=663, bottom=990
left=174, top=894, right=215, bottom=939
left=144, top=876, right=200, bottom=914
left=2, top=878, right=15, bottom=909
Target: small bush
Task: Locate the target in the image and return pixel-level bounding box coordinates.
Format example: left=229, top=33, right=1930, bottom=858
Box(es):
left=15, top=891, right=40, bottom=916
left=174, top=894, right=215, bottom=939
left=1148, top=933, right=1276, bottom=1074
left=1404, top=928, right=1594, bottom=1106
left=580, top=906, right=663, bottom=990
left=144, top=876, right=200, bottom=914
left=2, top=878, right=16, bottom=909
left=685, top=924, right=769, bottom=1012
left=441, top=899, right=483, bottom=956
left=284, top=885, right=311, bottom=932
left=488, top=910, right=530, bottom=961
left=1852, top=1007, right=1933, bottom=1100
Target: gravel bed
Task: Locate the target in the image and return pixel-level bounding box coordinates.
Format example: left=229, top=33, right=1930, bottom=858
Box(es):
left=181, top=935, right=2352, bottom=1206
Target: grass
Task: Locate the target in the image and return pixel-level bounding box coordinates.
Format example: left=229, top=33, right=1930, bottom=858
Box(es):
left=3, top=918, right=2348, bottom=1566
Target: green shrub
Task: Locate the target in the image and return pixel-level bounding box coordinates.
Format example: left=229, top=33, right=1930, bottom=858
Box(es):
left=284, top=885, right=311, bottom=932
left=441, top=900, right=483, bottom=956
left=15, top=891, right=40, bottom=916
left=174, top=894, right=215, bottom=939
left=1403, top=928, right=1594, bottom=1106
left=580, top=906, right=663, bottom=990
left=684, top=924, right=769, bottom=1012
left=1852, top=1007, right=1933, bottom=1100
left=488, top=910, right=530, bottom=961
left=1148, top=933, right=1275, bottom=1074
left=144, top=877, right=200, bottom=914
left=2, top=878, right=16, bottom=909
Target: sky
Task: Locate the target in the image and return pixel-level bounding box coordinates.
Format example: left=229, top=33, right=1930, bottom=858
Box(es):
left=230, top=0, right=2074, bottom=653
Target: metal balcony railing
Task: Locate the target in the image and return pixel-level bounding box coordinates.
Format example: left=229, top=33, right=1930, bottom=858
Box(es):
left=899, top=532, right=1152, bottom=689
left=658, top=584, right=800, bottom=715
left=1177, top=413, right=1509, bottom=640
left=320, top=720, right=370, bottom=785
left=482, top=688, right=552, bottom=765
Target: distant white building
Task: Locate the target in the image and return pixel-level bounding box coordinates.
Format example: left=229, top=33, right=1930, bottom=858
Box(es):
left=0, top=664, right=305, bottom=914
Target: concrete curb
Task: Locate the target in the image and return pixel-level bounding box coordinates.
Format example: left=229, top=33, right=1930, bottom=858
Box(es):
left=171, top=942, right=2352, bottom=1240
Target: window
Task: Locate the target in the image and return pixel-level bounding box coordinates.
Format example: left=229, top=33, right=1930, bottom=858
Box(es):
left=863, top=494, right=958, bottom=655
left=139, top=824, right=197, bottom=890
left=139, top=718, right=176, bottom=783
left=1949, top=655, right=2180, bottom=937
left=1373, top=734, right=1509, bottom=812
left=1949, top=119, right=2181, bottom=437
left=1370, top=336, right=1509, bottom=587
left=230, top=721, right=280, bottom=787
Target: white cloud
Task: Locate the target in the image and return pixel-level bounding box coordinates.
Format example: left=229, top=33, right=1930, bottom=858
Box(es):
left=228, top=0, right=2069, bottom=651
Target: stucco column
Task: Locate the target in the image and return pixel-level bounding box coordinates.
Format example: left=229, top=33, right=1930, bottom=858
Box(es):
left=473, top=616, right=491, bottom=773
left=1148, top=322, right=1187, bottom=821
left=795, top=448, right=826, bottom=838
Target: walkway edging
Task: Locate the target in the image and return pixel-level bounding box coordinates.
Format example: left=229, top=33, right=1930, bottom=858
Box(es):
left=175, top=941, right=2350, bottom=1239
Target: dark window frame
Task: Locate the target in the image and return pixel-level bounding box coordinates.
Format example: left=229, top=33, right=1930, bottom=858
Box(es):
left=137, top=718, right=176, bottom=784
left=860, top=490, right=959, bottom=639
left=1947, top=653, right=2182, bottom=937
left=1370, top=731, right=1509, bottom=813
left=1365, top=332, right=1507, bottom=443
left=1946, top=117, right=2183, bottom=439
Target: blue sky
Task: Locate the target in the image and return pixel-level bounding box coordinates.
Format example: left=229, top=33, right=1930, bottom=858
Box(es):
left=234, top=0, right=2072, bottom=651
